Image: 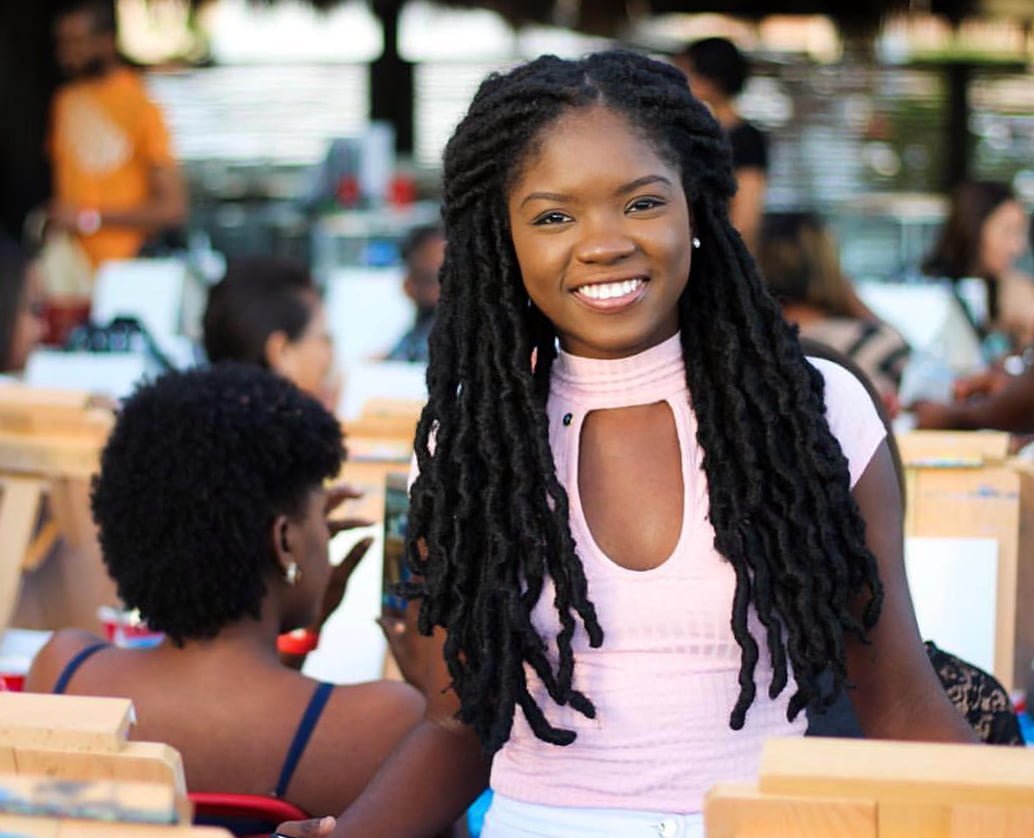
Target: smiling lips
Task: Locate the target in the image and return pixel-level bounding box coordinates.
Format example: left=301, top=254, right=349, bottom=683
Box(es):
left=572, top=277, right=648, bottom=311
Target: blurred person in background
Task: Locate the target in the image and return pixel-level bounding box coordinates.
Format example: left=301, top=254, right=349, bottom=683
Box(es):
left=912, top=362, right=1034, bottom=433
left=922, top=180, right=1033, bottom=350
left=46, top=0, right=186, bottom=271
left=758, top=212, right=910, bottom=405
left=203, top=257, right=340, bottom=413
left=27, top=364, right=423, bottom=817
left=676, top=37, right=768, bottom=254
left=385, top=224, right=445, bottom=363
left=915, top=213, right=1034, bottom=432
left=0, top=237, right=46, bottom=377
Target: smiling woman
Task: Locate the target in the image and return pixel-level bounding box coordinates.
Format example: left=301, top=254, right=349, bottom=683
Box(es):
left=282, top=49, right=977, bottom=838
left=508, top=111, right=691, bottom=360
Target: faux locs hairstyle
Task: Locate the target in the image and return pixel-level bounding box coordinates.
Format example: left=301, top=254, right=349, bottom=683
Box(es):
left=408, top=50, right=883, bottom=756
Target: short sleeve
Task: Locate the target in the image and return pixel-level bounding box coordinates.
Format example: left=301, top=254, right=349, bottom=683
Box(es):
left=729, top=122, right=768, bottom=172
left=808, top=357, right=886, bottom=488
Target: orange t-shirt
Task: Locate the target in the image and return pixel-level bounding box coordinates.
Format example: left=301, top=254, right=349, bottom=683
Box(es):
left=50, top=67, right=175, bottom=267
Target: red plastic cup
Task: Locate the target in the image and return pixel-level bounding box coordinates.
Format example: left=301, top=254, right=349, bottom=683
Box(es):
left=0, top=655, right=29, bottom=692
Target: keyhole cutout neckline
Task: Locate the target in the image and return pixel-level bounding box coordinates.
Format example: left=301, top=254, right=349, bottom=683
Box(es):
left=551, top=332, right=695, bottom=577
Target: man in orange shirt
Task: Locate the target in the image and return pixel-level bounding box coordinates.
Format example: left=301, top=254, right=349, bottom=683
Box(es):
left=47, top=0, right=186, bottom=270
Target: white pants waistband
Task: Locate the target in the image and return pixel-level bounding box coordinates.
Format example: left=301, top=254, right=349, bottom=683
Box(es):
left=481, top=792, right=704, bottom=838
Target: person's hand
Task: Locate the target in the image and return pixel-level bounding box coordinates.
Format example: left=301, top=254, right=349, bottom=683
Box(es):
left=315, top=481, right=375, bottom=631
left=274, top=815, right=336, bottom=837
left=325, top=481, right=373, bottom=536
left=911, top=400, right=959, bottom=430
left=317, top=537, right=373, bottom=631
left=376, top=603, right=435, bottom=694
left=953, top=368, right=1009, bottom=402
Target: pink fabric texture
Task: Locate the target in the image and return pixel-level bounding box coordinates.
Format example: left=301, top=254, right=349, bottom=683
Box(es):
left=489, top=333, right=886, bottom=813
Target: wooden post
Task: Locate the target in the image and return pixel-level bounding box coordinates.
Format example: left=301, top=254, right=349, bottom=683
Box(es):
left=369, top=0, right=414, bottom=155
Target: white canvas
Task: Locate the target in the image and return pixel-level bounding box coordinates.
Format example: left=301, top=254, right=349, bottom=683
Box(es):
left=904, top=536, right=998, bottom=673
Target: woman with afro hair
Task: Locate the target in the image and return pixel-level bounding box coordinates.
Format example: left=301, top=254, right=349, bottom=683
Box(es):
left=283, top=50, right=975, bottom=838
left=26, top=364, right=423, bottom=818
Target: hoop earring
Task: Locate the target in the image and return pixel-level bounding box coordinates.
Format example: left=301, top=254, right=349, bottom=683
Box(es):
left=692, top=237, right=701, bottom=249
left=285, top=562, right=301, bottom=586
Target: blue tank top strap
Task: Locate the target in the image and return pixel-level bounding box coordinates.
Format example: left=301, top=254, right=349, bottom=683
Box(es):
left=274, top=681, right=334, bottom=799
left=52, top=642, right=109, bottom=694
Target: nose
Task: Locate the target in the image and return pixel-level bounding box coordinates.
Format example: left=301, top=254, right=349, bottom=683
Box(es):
left=573, top=213, right=636, bottom=265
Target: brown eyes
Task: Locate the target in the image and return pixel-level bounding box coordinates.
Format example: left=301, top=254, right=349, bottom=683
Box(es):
left=532, top=211, right=572, bottom=226
left=531, top=198, right=666, bottom=226
left=626, top=197, right=665, bottom=213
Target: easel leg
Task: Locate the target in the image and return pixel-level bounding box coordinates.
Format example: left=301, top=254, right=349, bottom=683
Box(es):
left=0, top=478, right=45, bottom=628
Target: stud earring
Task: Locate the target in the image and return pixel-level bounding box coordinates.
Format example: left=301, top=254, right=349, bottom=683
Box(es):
left=692, top=237, right=701, bottom=249
left=285, top=562, right=301, bottom=586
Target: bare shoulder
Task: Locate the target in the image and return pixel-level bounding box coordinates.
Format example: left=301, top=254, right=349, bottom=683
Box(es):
left=323, top=678, right=424, bottom=729
left=286, top=678, right=425, bottom=814
left=25, top=629, right=107, bottom=693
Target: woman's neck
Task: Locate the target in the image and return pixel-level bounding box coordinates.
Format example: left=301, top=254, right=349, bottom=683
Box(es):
left=165, top=598, right=287, bottom=663
left=557, top=320, right=680, bottom=361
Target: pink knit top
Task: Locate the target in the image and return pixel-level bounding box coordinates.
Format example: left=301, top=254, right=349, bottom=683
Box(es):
left=489, top=332, right=886, bottom=813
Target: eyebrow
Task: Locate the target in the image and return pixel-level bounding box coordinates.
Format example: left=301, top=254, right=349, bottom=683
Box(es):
left=519, top=174, right=673, bottom=208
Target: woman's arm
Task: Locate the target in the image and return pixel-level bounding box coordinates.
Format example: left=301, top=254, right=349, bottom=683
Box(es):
left=844, top=442, right=977, bottom=742
left=328, top=625, right=491, bottom=838
left=913, top=365, right=1034, bottom=434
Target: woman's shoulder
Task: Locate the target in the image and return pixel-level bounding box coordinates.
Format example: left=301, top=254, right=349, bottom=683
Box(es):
left=285, top=678, right=424, bottom=814
left=24, top=629, right=108, bottom=693
left=319, top=678, right=423, bottom=728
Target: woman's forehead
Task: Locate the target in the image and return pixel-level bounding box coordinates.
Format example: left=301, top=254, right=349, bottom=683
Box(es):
left=511, top=106, right=675, bottom=191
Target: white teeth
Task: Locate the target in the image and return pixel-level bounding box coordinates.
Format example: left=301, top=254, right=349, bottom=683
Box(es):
left=577, top=278, right=644, bottom=300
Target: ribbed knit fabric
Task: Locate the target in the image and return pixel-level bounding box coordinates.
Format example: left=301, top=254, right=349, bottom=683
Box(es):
left=490, top=332, right=886, bottom=813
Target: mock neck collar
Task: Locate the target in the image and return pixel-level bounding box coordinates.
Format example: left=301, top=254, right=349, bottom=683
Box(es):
left=550, top=332, right=687, bottom=405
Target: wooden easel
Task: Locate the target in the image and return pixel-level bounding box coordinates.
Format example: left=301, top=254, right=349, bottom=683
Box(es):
left=896, top=430, right=1034, bottom=690
left=338, top=398, right=421, bottom=525
left=0, top=386, right=112, bottom=629
left=343, top=397, right=423, bottom=445
left=0, top=692, right=228, bottom=836
left=705, top=737, right=1034, bottom=837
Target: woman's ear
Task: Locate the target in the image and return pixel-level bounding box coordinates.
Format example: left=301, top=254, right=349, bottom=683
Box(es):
left=271, top=514, right=293, bottom=573
left=264, top=330, right=291, bottom=374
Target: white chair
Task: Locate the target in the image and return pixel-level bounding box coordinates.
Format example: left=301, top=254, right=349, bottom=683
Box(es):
left=92, top=259, right=188, bottom=341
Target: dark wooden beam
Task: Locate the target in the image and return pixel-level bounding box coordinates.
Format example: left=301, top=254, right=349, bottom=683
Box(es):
left=944, top=61, right=973, bottom=189
left=369, top=0, right=414, bottom=156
